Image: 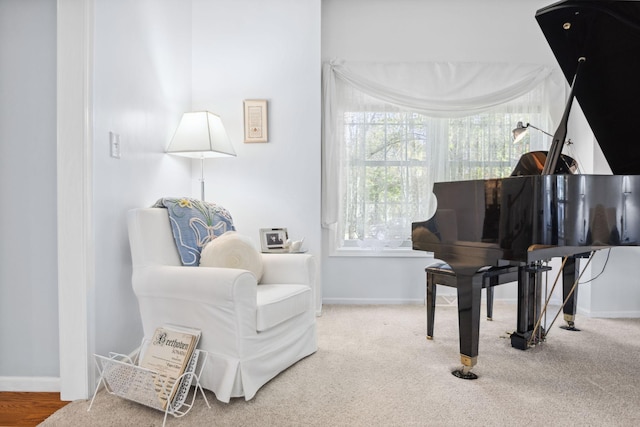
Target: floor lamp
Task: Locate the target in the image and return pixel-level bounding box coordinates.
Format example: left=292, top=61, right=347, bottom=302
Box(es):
left=166, top=111, right=236, bottom=200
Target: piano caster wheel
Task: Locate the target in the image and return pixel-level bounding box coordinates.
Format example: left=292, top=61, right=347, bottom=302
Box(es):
left=560, top=321, right=580, bottom=332
left=452, top=367, right=478, bottom=380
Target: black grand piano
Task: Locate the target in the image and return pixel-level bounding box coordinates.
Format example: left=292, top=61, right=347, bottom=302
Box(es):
left=412, top=0, right=640, bottom=379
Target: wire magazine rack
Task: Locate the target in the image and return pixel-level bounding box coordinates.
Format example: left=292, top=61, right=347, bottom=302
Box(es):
left=88, top=340, right=210, bottom=426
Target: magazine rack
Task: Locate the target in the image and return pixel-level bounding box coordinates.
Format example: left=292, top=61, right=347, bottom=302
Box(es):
left=88, top=340, right=210, bottom=426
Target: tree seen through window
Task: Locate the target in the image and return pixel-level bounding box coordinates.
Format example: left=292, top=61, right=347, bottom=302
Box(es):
left=342, top=88, right=547, bottom=246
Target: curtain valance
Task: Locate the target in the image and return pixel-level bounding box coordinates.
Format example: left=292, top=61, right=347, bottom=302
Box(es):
left=326, top=59, right=562, bottom=118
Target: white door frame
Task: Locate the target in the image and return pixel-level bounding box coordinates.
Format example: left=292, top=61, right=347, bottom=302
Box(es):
left=57, top=0, right=94, bottom=400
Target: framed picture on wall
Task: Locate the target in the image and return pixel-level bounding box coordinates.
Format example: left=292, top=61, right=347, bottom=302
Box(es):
left=260, top=228, right=288, bottom=252
left=243, top=99, right=268, bottom=143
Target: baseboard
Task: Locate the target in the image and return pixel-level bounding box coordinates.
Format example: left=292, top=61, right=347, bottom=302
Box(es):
left=322, top=297, right=511, bottom=306
left=578, top=308, right=640, bottom=318
left=322, top=298, right=640, bottom=320
left=322, top=297, right=425, bottom=305
left=0, top=376, right=60, bottom=392
left=321, top=297, right=544, bottom=307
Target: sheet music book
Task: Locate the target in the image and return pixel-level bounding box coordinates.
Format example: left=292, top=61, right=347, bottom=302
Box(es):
left=138, top=325, right=201, bottom=409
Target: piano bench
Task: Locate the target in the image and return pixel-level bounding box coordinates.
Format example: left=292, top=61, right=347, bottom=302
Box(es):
left=425, top=263, right=519, bottom=340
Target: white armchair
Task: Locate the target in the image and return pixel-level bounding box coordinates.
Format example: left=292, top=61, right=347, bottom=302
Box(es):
left=127, top=208, right=317, bottom=403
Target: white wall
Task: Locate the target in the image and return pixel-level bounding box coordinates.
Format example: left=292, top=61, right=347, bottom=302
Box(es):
left=323, top=0, right=557, bottom=64
left=190, top=0, right=322, bottom=310
left=0, top=0, right=59, bottom=386
left=92, top=0, right=194, bottom=358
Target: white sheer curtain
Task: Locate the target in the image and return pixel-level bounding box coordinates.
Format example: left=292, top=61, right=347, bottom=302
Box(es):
left=321, top=60, right=566, bottom=233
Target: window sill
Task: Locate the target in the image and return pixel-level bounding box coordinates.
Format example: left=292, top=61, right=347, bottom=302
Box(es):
left=330, top=247, right=432, bottom=258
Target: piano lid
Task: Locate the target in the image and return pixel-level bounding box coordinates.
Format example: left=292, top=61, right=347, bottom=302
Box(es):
left=536, top=1, right=640, bottom=175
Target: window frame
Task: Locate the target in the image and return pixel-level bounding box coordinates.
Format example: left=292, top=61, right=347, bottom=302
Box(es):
left=332, top=87, right=551, bottom=256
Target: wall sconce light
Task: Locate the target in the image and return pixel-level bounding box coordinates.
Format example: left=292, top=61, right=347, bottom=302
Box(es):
left=166, top=111, right=236, bottom=200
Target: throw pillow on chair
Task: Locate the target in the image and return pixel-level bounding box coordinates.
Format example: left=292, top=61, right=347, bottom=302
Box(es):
left=199, top=231, right=264, bottom=282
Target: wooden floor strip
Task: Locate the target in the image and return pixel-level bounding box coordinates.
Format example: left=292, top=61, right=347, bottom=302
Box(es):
left=0, top=392, right=68, bottom=427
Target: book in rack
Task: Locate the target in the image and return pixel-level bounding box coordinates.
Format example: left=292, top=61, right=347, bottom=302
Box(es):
left=138, top=325, right=201, bottom=410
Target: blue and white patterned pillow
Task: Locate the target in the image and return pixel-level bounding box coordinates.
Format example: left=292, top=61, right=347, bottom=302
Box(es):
left=153, top=197, right=235, bottom=266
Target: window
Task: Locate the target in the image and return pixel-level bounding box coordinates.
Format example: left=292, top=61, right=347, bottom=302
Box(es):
left=342, top=108, right=430, bottom=246
left=340, top=87, right=549, bottom=248
left=321, top=61, right=563, bottom=254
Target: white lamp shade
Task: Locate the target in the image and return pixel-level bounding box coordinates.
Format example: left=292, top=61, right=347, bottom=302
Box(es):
left=167, top=111, right=236, bottom=158
left=512, top=121, right=528, bottom=144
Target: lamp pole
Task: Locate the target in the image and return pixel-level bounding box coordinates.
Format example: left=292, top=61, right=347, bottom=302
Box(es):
left=200, top=157, right=205, bottom=201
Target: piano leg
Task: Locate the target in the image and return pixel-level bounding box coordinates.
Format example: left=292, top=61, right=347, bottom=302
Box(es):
left=452, top=271, right=482, bottom=379
left=426, top=273, right=436, bottom=340
left=486, top=284, right=495, bottom=321
left=510, top=263, right=547, bottom=350
left=560, top=255, right=581, bottom=331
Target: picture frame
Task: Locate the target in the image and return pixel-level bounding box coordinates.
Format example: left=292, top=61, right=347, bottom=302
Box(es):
left=243, top=99, right=268, bottom=143
left=260, top=228, right=288, bottom=252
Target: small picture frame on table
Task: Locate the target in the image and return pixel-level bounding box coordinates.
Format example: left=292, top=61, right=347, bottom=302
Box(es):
left=243, top=99, right=268, bottom=143
left=260, top=228, right=288, bottom=252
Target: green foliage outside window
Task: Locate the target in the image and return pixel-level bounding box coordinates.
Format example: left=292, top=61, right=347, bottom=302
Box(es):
left=342, top=89, right=546, bottom=245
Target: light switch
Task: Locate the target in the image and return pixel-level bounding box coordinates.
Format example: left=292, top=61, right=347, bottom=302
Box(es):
left=109, top=131, right=121, bottom=159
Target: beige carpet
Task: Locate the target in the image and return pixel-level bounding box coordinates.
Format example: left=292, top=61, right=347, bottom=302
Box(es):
left=41, top=303, right=640, bottom=426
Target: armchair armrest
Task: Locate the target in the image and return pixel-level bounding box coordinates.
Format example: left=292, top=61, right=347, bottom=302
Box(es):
left=132, top=265, right=257, bottom=307
left=259, top=253, right=316, bottom=286
left=132, top=265, right=261, bottom=350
